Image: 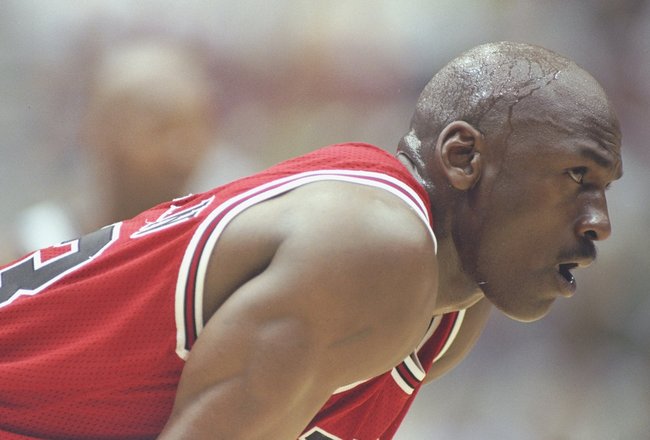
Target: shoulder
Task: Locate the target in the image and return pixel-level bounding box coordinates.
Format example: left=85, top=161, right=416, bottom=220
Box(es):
left=207, top=179, right=439, bottom=378
left=275, top=181, right=439, bottom=367
left=215, top=178, right=436, bottom=274
left=287, top=180, right=432, bottom=249
left=277, top=181, right=437, bottom=300
left=168, top=179, right=442, bottom=436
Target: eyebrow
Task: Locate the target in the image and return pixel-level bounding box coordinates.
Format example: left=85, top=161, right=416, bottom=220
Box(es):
left=579, top=145, right=623, bottom=179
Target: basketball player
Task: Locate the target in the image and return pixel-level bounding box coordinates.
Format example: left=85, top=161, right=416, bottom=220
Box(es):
left=0, top=42, right=622, bottom=439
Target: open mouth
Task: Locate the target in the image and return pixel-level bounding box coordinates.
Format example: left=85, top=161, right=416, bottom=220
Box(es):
left=558, top=263, right=578, bottom=287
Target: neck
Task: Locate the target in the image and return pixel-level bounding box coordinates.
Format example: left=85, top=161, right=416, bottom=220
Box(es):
left=432, top=234, right=484, bottom=314
left=396, top=151, right=484, bottom=313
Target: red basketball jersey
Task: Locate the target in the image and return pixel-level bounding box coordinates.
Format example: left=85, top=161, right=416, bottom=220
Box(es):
left=0, top=143, right=464, bottom=439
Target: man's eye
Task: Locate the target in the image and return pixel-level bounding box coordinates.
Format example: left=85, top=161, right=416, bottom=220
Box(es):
left=567, top=167, right=587, bottom=184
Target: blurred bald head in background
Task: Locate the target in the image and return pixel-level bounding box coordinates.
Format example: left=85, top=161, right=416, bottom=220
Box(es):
left=84, top=39, right=218, bottom=224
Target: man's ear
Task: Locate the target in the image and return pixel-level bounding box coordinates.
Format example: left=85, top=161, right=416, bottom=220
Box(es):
left=436, top=121, right=484, bottom=191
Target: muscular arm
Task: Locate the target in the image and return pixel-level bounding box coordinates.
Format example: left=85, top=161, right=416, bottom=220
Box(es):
left=158, top=182, right=439, bottom=439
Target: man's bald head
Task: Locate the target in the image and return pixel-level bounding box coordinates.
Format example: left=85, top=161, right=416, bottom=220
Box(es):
left=398, top=41, right=618, bottom=166
left=395, top=42, right=623, bottom=323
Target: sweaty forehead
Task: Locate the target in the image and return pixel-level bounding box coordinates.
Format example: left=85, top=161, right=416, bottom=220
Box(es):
left=505, top=84, right=623, bottom=181
left=509, top=67, right=621, bottom=151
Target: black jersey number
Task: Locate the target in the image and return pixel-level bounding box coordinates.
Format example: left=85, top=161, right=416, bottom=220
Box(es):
left=0, top=224, right=119, bottom=307
left=300, top=428, right=340, bottom=440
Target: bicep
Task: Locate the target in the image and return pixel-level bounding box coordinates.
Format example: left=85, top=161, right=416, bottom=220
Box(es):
left=163, top=267, right=331, bottom=439
left=161, top=265, right=338, bottom=439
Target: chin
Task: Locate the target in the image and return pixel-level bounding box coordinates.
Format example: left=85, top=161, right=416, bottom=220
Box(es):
left=504, top=307, right=552, bottom=323
left=485, top=290, right=556, bottom=323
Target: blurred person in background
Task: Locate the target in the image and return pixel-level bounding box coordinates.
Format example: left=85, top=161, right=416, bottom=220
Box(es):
left=82, top=38, right=216, bottom=226
left=12, top=36, right=257, bottom=254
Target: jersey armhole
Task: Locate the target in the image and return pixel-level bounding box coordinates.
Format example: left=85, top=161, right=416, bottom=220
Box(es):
left=174, top=169, right=435, bottom=360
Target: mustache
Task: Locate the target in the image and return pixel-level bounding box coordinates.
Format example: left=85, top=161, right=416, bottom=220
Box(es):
left=558, top=239, right=597, bottom=264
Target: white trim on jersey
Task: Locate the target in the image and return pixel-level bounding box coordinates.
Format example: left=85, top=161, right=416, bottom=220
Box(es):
left=32, top=240, right=79, bottom=269
left=390, top=368, right=416, bottom=395
left=174, top=169, right=436, bottom=360
left=332, top=377, right=370, bottom=394
left=333, top=309, right=466, bottom=396
left=415, top=315, right=442, bottom=353
left=402, top=353, right=426, bottom=382
left=433, top=308, right=466, bottom=363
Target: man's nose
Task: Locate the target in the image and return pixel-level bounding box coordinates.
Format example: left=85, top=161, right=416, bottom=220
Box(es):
left=575, top=195, right=612, bottom=241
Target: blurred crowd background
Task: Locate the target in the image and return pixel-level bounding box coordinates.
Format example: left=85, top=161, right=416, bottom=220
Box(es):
left=0, top=1, right=648, bottom=438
